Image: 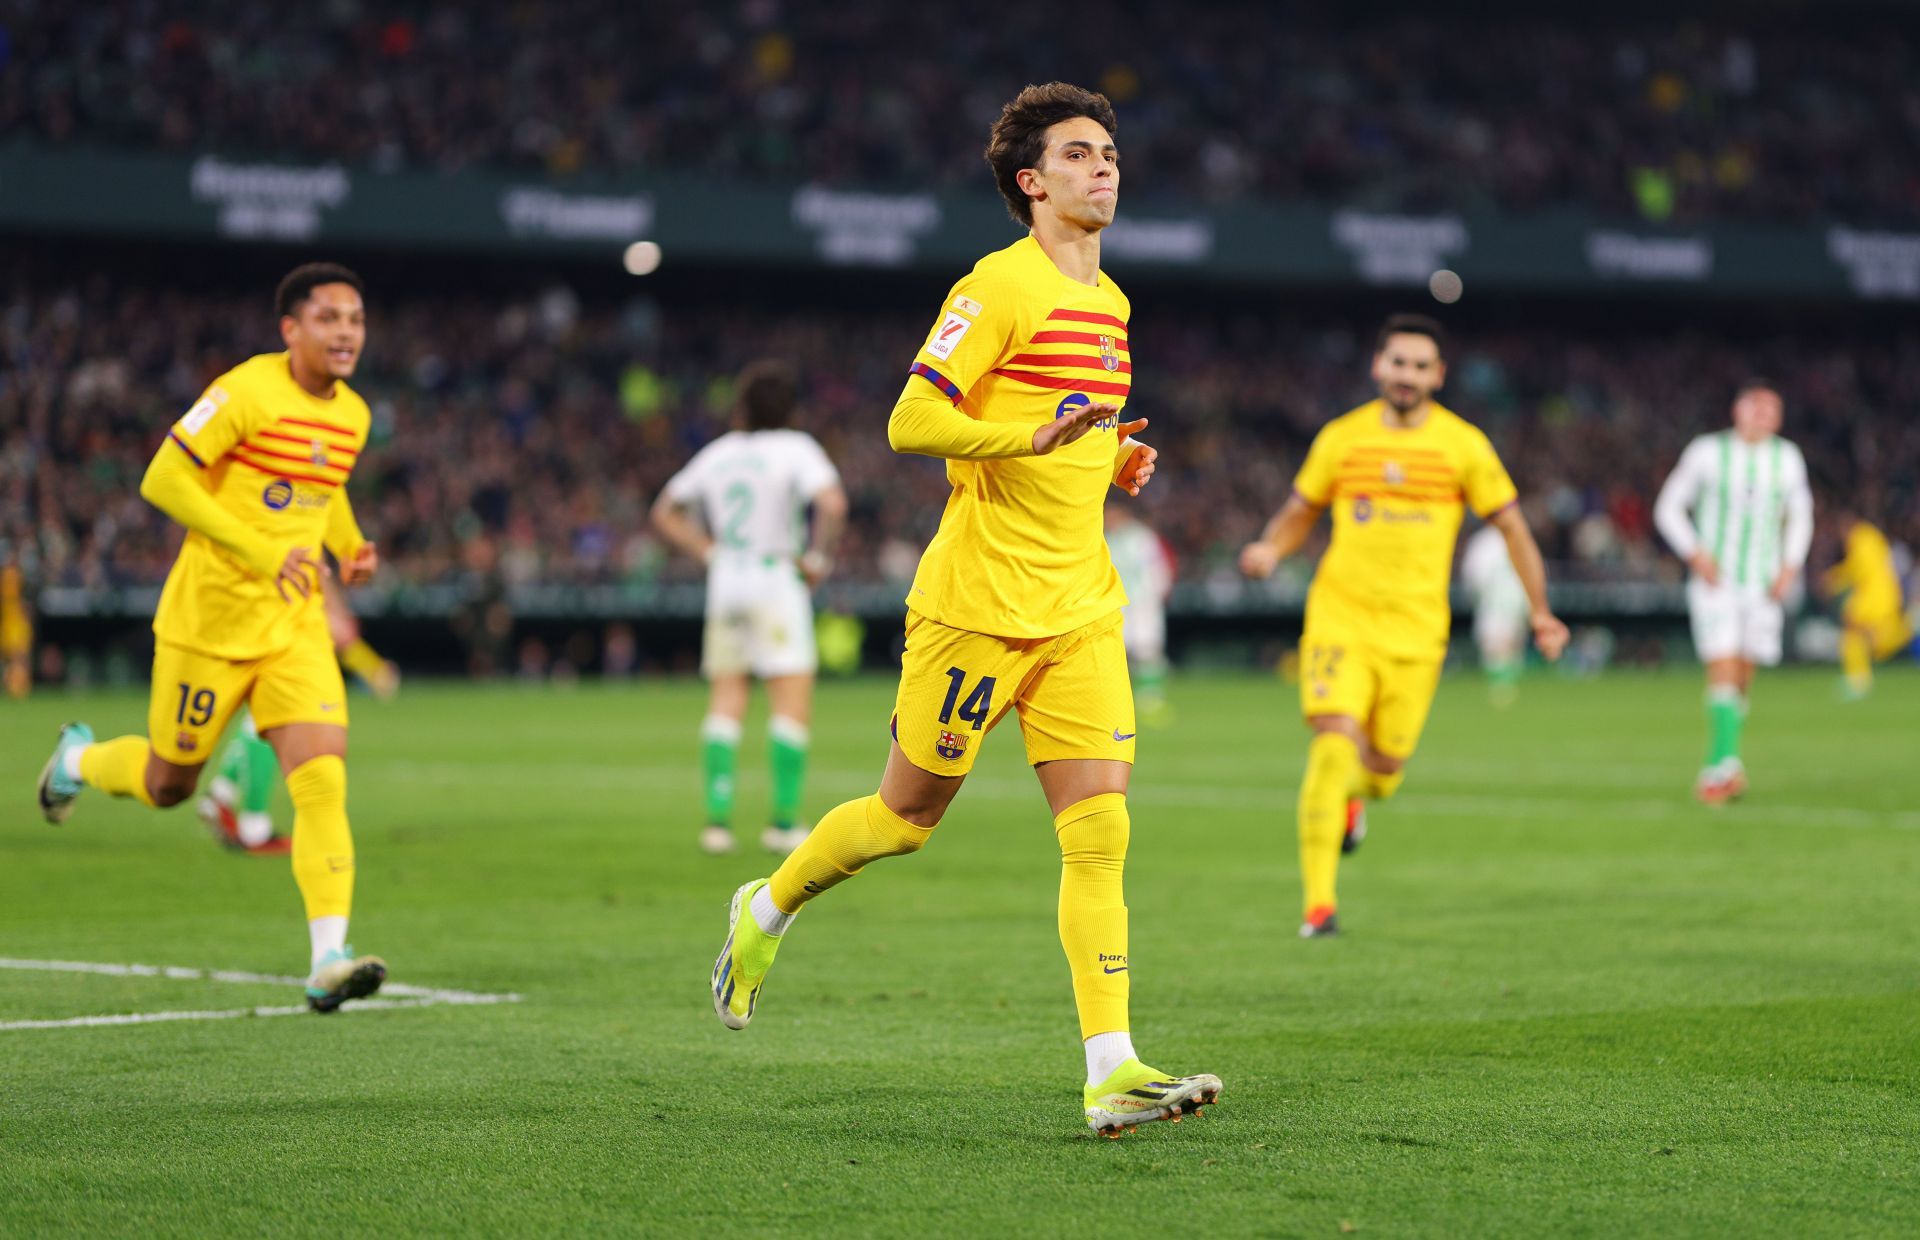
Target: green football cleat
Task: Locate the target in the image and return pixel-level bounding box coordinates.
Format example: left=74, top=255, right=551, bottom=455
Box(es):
left=711, top=878, right=785, bottom=1030
left=1084, top=1057, right=1223, bottom=1137
left=37, top=721, right=93, bottom=825
left=306, top=947, right=387, bottom=1013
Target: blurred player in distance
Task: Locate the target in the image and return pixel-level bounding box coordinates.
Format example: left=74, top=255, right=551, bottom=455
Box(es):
left=199, top=577, right=399, bottom=854
left=1104, top=504, right=1175, bottom=722
left=707, top=82, right=1222, bottom=1137
left=652, top=360, right=848, bottom=857
left=1652, top=380, right=1813, bottom=803
left=1241, top=314, right=1567, bottom=937
left=37, top=262, right=389, bottom=1012
left=1459, top=521, right=1532, bottom=707
left=1820, top=510, right=1911, bottom=699
left=1, top=558, right=30, bottom=698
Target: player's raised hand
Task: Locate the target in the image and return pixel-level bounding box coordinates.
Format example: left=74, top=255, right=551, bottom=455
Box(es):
left=339, top=541, right=380, bottom=586
left=276, top=546, right=319, bottom=601
left=1531, top=610, right=1571, bottom=661
left=1115, top=419, right=1156, bottom=495
left=1239, top=540, right=1281, bottom=579
left=1032, top=401, right=1121, bottom=456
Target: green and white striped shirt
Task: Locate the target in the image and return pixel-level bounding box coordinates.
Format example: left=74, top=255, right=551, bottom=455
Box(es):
left=1653, top=431, right=1814, bottom=589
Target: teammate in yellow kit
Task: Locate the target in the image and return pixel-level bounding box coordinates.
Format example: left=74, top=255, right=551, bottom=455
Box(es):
left=708, top=82, right=1220, bottom=1136
left=1241, top=315, right=1569, bottom=937
left=37, top=263, right=388, bottom=1012
left=1821, top=512, right=1911, bottom=698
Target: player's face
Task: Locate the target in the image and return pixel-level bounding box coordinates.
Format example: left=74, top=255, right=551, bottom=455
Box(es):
left=1024, top=116, right=1119, bottom=229
left=1731, top=388, right=1782, bottom=440
left=282, top=283, right=366, bottom=381
left=1372, top=332, right=1446, bottom=413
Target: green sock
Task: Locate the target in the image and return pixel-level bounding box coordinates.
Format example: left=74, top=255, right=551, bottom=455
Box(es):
left=768, top=716, right=809, bottom=829
left=1706, top=689, right=1745, bottom=766
left=240, top=733, right=278, bottom=813
left=1136, top=661, right=1167, bottom=706
left=1488, top=657, right=1522, bottom=688
left=702, top=715, right=741, bottom=827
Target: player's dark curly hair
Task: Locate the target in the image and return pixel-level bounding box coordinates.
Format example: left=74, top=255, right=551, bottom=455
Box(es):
left=985, top=82, right=1118, bottom=228
left=276, top=262, right=364, bottom=319
left=737, top=359, right=799, bottom=431
left=1375, top=312, right=1449, bottom=358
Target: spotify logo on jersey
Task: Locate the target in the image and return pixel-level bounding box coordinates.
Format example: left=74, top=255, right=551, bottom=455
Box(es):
left=262, top=479, right=294, bottom=510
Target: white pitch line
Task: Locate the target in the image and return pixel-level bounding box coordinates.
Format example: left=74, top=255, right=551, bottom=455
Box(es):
left=0, top=958, right=520, bottom=1033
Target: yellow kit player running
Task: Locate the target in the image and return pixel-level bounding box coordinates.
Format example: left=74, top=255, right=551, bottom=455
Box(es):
left=1822, top=512, right=1912, bottom=699
left=1240, top=314, right=1568, bottom=938
left=37, top=263, right=388, bottom=1013
left=709, top=82, right=1220, bottom=1136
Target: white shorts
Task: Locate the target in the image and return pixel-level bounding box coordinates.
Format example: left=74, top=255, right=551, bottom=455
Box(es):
left=702, top=559, right=816, bottom=679
left=1474, top=609, right=1527, bottom=655
left=1687, top=579, right=1783, bottom=665
left=1121, top=601, right=1165, bottom=663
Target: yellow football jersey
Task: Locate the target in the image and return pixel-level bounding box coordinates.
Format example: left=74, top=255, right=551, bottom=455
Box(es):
left=897, top=236, right=1132, bottom=638
left=1295, top=399, right=1518, bottom=658
left=1828, top=521, right=1903, bottom=619
left=154, top=353, right=370, bottom=660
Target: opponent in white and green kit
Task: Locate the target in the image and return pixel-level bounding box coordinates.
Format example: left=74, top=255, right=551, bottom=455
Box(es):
left=1652, top=381, right=1813, bottom=802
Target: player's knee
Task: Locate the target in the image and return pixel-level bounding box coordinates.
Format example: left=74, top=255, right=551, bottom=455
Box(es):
left=286, top=754, right=348, bottom=810
left=145, top=762, right=199, bottom=808
left=866, top=794, right=933, bottom=856
left=1054, top=793, right=1129, bottom=865
left=1363, top=752, right=1404, bottom=776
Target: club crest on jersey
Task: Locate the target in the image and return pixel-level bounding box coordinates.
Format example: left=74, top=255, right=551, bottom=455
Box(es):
left=935, top=729, right=969, bottom=761
left=1383, top=460, right=1406, bottom=484
left=310, top=439, right=329, bottom=466
left=1097, top=334, right=1121, bottom=372
left=262, top=479, right=295, bottom=510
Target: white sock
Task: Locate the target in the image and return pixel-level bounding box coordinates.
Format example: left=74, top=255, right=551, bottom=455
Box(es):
left=308, top=915, right=348, bottom=974
left=768, top=715, right=809, bottom=747
left=749, top=884, right=794, bottom=937
left=61, top=743, right=89, bottom=781
left=1084, top=1030, right=1137, bottom=1086
left=702, top=714, right=744, bottom=744
left=237, top=811, right=275, bottom=848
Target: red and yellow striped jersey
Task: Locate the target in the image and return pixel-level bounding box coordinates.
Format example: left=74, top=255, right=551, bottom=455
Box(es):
left=1295, top=399, right=1517, bottom=658
left=899, top=236, right=1132, bottom=638
left=155, top=352, right=370, bottom=659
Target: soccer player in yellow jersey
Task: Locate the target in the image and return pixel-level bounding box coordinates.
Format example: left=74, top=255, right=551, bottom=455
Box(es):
left=1821, top=512, right=1912, bottom=698
left=709, top=82, right=1221, bottom=1136
left=36, top=263, right=389, bottom=1012
left=1240, top=315, right=1569, bottom=938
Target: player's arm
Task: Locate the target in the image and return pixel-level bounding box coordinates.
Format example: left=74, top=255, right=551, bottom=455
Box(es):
left=650, top=491, right=713, bottom=566
left=1487, top=502, right=1569, bottom=660
left=800, top=482, right=849, bottom=589
left=1238, top=491, right=1324, bottom=579
left=139, top=394, right=316, bottom=600
left=1771, top=452, right=1815, bottom=602
left=323, top=490, right=378, bottom=585
left=1653, top=441, right=1717, bottom=584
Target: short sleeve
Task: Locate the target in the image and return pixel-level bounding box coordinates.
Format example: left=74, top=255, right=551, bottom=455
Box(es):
left=661, top=444, right=712, bottom=504
left=1462, top=430, right=1519, bottom=518
left=166, top=373, right=263, bottom=468
left=1292, top=425, right=1340, bottom=507
left=792, top=434, right=840, bottom=495
left=906, top=268, right=1015, bottom=405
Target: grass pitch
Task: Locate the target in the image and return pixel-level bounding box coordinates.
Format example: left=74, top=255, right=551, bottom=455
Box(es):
left=3, top=666, right=1916, bottom=1236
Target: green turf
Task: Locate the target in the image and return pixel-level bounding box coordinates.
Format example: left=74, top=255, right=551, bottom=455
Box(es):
left=3, top=666, right=1916, bottom=1237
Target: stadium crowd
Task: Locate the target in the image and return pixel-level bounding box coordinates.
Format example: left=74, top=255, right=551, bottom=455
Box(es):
left=4, top=2, right=1918, bottom=225
left=4, top=273, right=1915, bottom=599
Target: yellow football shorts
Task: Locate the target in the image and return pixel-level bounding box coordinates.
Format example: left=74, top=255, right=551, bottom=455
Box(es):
left=892, top=609, right=1136, bottom=776
left=148, top=620, right=349, bottom=765
left=1298, top=630, right=1443, bottom=761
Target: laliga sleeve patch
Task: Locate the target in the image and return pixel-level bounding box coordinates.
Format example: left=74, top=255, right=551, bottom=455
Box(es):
left=923, top=311, right=973, bottom=361
left=180, top=397, right=221, bottom=434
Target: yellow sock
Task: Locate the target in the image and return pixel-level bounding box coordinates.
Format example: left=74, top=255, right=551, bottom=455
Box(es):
left=1055, top=793, right=1131, bottom=1040
left=78, top=735, right=156, bottom=806
left=768, top=794, right=932, bottom=913
left=288, top=755, right=353, bottom=920
left=339, top=638, right=386, bottom=684
left=1362, top=768, right=1404, bottom=801
left=1299, top=732, right=1361, bottom=916
left=1840, top=629, right=1873, bottom=692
